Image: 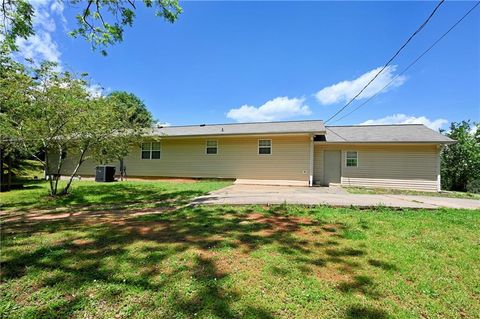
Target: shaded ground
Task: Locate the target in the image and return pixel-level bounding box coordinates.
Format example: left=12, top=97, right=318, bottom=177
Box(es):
left=1, top=202, right=479, bottom=318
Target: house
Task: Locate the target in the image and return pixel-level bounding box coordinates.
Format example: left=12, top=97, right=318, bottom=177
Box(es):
left=54, top=120, right=454, bottom=192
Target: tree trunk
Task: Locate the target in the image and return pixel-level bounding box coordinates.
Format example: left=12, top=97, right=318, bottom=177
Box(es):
left=0, top=146, right=5, bottom=192
left=51, top=145, right=64, bottom=196
left=44, top=148, right=55, bottom=194
left=119, top=158, right=124, bottom=181
left=7, top=155, right=12, bottom=190
left=60, top=148, right=87, bottom=195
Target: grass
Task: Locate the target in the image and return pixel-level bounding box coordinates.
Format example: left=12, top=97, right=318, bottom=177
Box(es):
left=1, top=182, right=480, bottom=318
left=10, top=160, right=44, bottom=181
left=0, top=179, right=231, bottom=212
left=345, top=186, right=480, bottom=200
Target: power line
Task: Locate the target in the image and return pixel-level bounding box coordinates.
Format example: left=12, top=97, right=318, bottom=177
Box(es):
left=324, top=0, right=445, bottom=124
left=331, top=1, right=480, bottom=124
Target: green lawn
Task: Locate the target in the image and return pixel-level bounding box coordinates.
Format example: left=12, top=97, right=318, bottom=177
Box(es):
left=1, top=182, right=479, bottom=318
left=0, top=179, right=231, bottom=212
left=345, top=186, right=480, bottom=200
left=10, top=160, right=44, bottom=181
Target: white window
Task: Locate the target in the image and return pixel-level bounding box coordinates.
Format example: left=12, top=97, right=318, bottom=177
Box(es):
left=141, top=142, right=161, bottom=159
left=258, top=139, right=272, bottom=155
left=346, top=151, right=358, bottom=167
left=141, top=143, right=150, bottom=159
left=206, top=140, right=218, bottom=155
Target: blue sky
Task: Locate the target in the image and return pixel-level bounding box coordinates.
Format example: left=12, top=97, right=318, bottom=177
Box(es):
left=18, top=1, right=480, bottom=130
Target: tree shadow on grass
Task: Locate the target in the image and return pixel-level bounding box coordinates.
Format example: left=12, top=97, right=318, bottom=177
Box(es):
left=1, top=205, right=397, bottom=318
left=54, top=189, right=206, bottom=213
left=338, top=275, right=381, bottom=299
left=1, top=182, right=216, bottom=212
left=368, top=259, right=398, bottom=271
left=346, top=305, right=389, bottom=319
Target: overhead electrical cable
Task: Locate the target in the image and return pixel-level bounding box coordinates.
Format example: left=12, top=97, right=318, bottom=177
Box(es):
left=324, top=0, right=445, bottom=124
left=330, top=1, right=480, bottom=124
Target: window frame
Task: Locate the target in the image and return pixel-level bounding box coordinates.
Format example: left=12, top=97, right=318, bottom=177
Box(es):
left=205, top=140, right=218, bottom=155
left=141, top=141, right=161, bottom=160
left=258, top=139, right=272, bottom=155
left=151, top=141, right=161, bottom=159
left=345, top=150, right=358, bottom=167
left=141, top=142, right=151, bottom=159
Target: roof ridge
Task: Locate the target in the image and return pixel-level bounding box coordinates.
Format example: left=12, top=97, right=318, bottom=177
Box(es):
left=326, top=124, right=425, bottom=128
left=156, top=119, right=324, bottom=129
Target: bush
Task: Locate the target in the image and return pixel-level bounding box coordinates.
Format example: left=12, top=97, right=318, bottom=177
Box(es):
left=441, top=121, right=480, bottom=192
left=466, top=179, right=480, bottom=194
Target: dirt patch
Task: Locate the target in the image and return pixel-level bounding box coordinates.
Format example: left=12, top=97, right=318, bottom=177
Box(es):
left=1, top=206, right=175, bottom=224
left=315, top=267, right=352, bottom=282
left=29, top=212, right=73, bottom=220
left=72, top=238, right=95, bottom=246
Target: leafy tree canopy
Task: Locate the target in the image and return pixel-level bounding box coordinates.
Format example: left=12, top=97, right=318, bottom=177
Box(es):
left=441, top=121, right=480, bottom=193
left=107, top=91, right=153, bottom=127
left=0, top=56, right=145, bottom=196
left=0, top=0, right=181, bottom=55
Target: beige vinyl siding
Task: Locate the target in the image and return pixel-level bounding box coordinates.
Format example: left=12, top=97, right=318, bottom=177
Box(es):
left=46, top=151, right=119, bottom=176
left=50, top=135, right=311, bottom=182
left=315, top=144, right=440, bottom=191
left=340, top=177, right=438, bottom=191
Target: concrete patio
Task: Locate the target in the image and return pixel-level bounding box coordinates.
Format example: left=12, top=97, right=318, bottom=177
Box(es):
left=191, top=184, right=480, bottom=210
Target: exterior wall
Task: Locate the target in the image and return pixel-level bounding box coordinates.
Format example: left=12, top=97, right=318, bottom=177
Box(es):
left=46, top=150, right=119, bottom=177
left=51, top=135, right=311, bottom=183
left=314, top=144, right=441, bottom=191
left=48, top=137, right=442, bottom=191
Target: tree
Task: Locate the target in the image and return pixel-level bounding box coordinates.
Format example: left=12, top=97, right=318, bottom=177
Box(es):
left=57, top=95, right=144, bottom=195
left=1, top=0, right=182, bottom=55
left=1, top=58, right=144, bottom=195
left=441, top=121, right=480, bottom=193
left=0, top=52, right=34, bottom=191
left=107, top=91, right=153, bottom=127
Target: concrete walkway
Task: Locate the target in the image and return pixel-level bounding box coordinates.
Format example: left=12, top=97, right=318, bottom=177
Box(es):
left=191, top=184, right=480, bottom=210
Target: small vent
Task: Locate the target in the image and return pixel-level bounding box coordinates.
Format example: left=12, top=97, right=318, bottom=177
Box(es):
left=314, top=135, right=326, bottom=142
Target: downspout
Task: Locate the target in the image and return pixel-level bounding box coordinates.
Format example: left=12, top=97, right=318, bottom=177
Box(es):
left=437, top=144, right=443, bottom=192
left=309, top=134, right=314, bottom=186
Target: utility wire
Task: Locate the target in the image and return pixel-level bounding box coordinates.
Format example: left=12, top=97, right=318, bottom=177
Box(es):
left=324, top=0, right=445, bottom=124
left=331, top=1, right=480, bottom=124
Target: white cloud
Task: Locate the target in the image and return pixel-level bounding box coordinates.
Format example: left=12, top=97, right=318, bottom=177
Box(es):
left=227, top=97, right=311, bottom=122
left=470, top=125, right=478, bottom=135
left=86, top=84, right=104, bottom=98
left=155, top=122, right=171, bottom=127
left=360, top=114, right=448, bottom=131
left=315, top=65, right=406, bottom=105
left=16, top=32, right=61, bottom=63
left=14, top=0, right=64, bottom=65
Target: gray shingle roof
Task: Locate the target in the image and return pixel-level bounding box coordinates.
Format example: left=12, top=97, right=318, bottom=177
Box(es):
left=148, top=120, right=326, bottom=137
left=325, top=124, right=454, bottom=143
left=146, top=121, right=453, bottom=143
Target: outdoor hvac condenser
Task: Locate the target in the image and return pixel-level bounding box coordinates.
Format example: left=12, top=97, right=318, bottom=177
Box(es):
left=95, top=165, right=116, bottom=182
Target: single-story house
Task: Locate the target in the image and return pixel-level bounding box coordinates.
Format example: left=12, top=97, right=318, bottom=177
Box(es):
left=53, top=120, right=454, bottom=191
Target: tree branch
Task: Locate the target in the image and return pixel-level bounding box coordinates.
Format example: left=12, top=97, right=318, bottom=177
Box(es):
left=82, top=0, right=96, bottom=32
left=95, top=0, right=107, bottom=28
